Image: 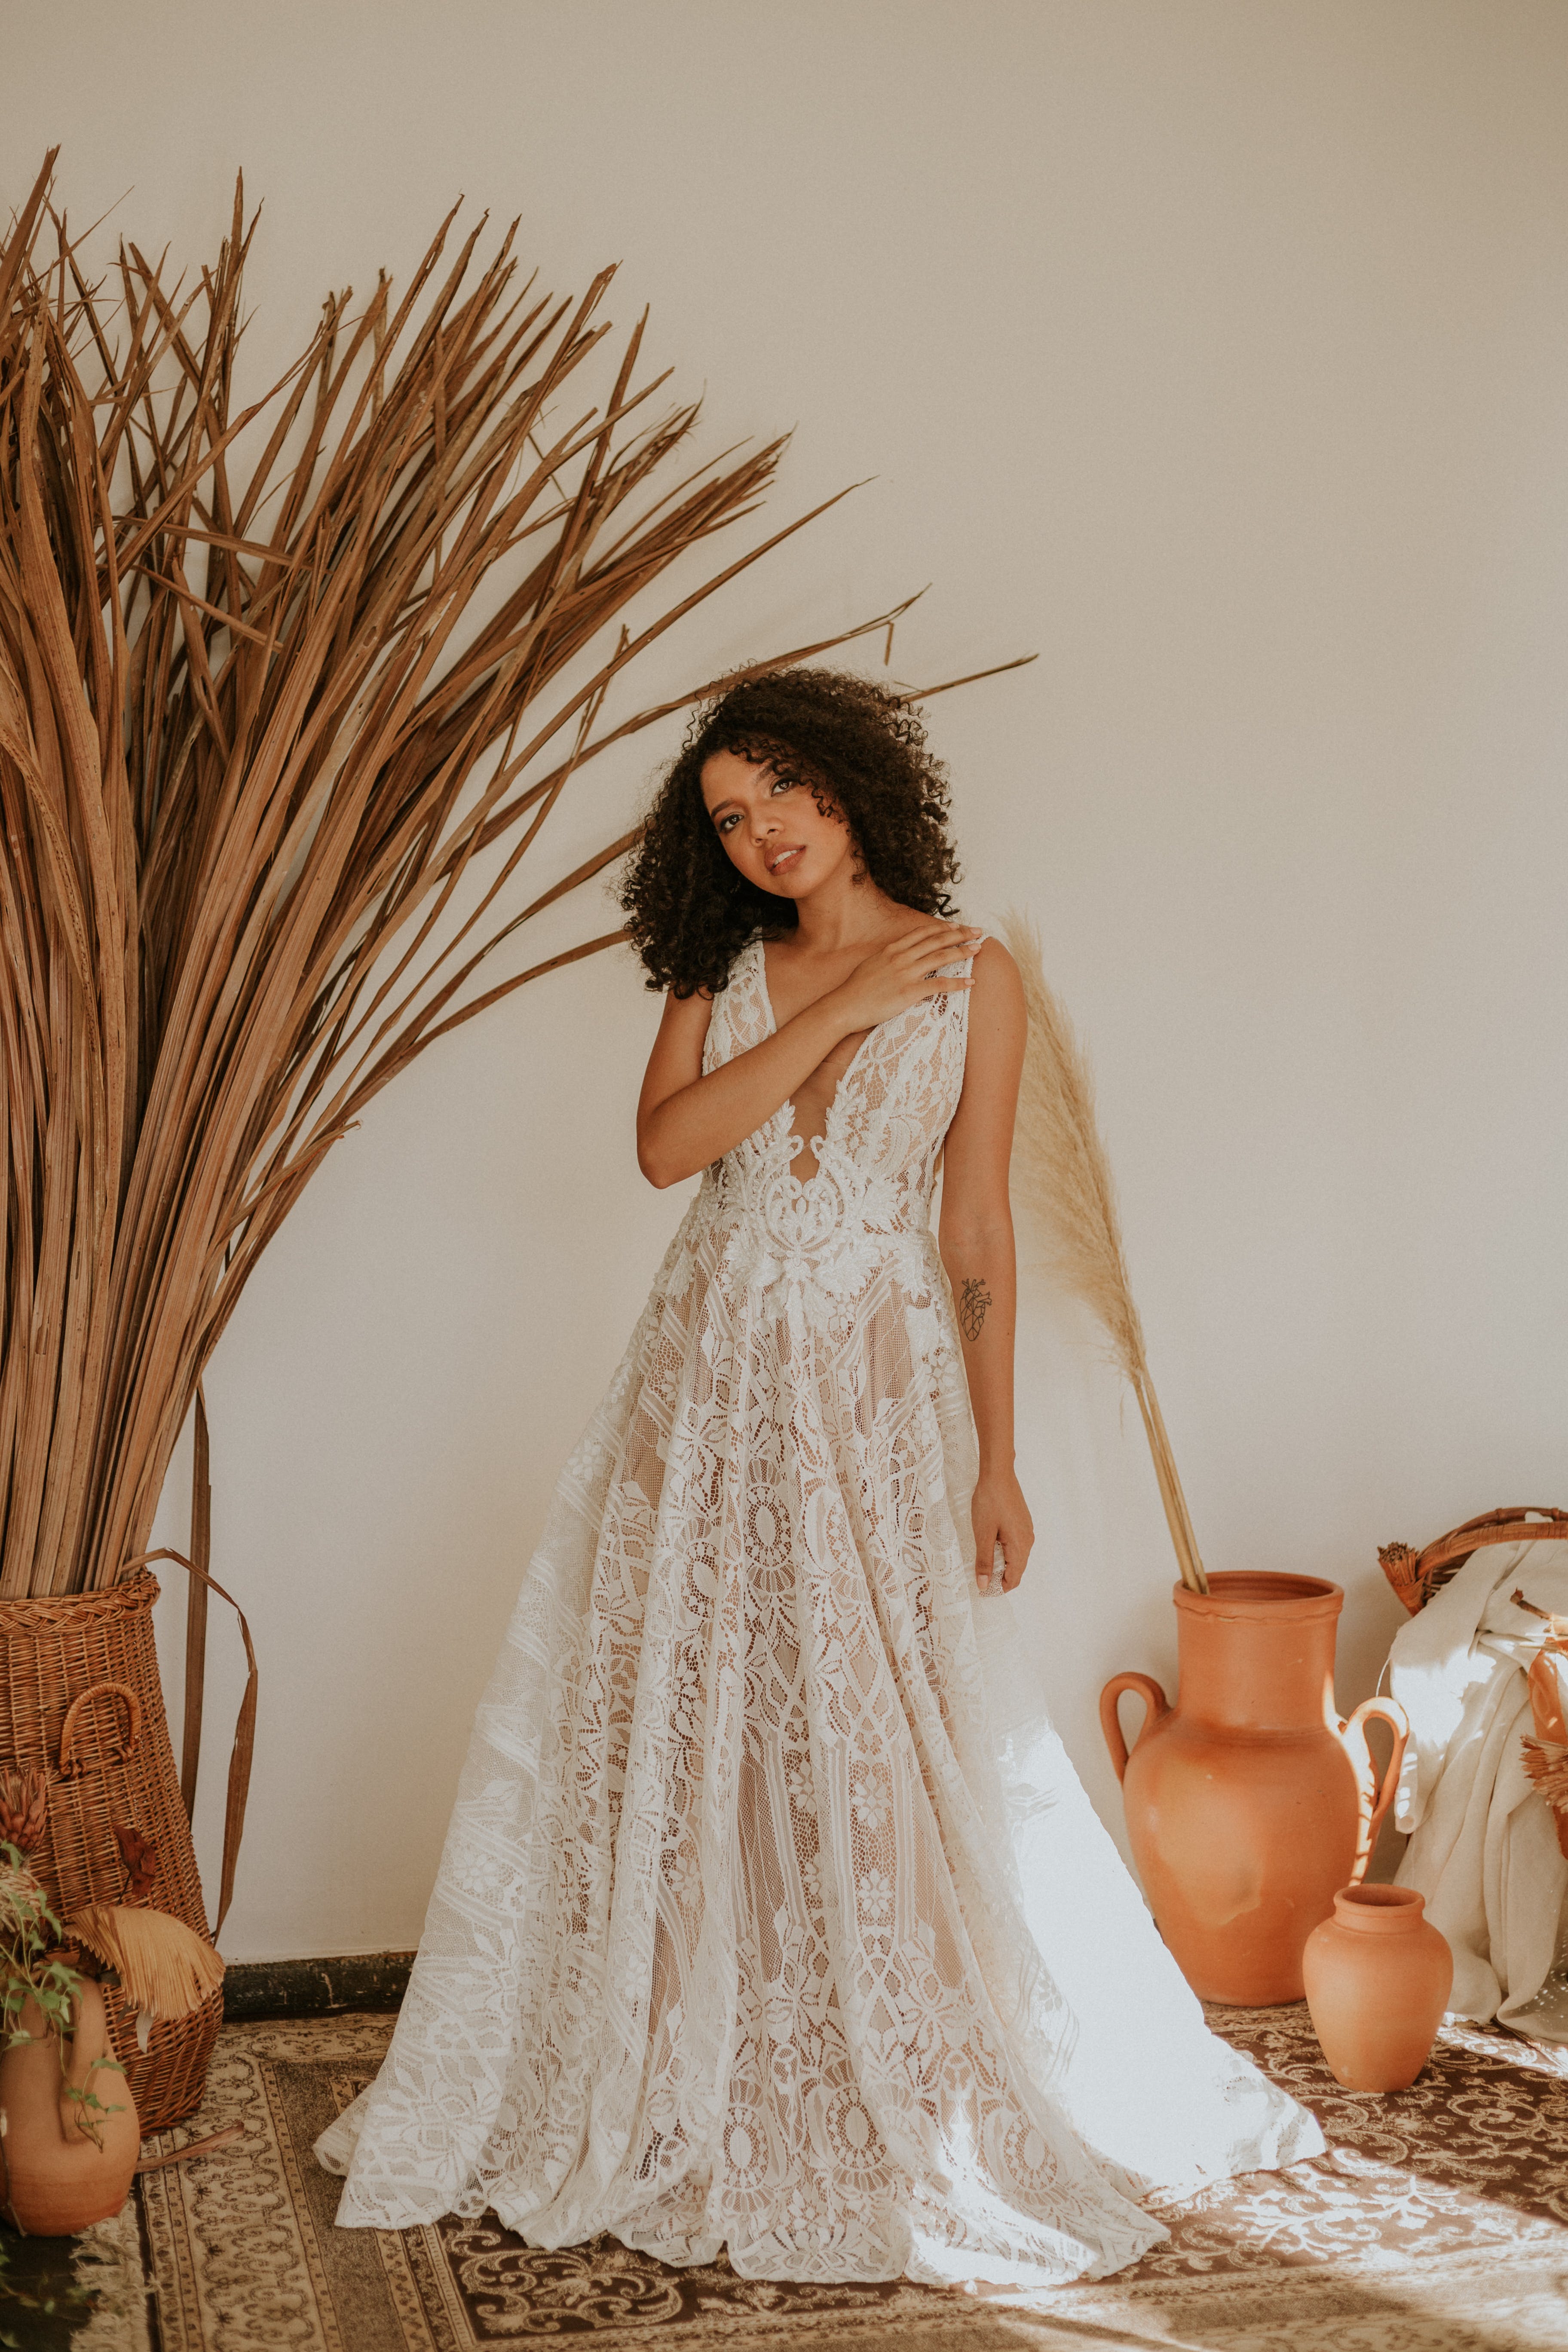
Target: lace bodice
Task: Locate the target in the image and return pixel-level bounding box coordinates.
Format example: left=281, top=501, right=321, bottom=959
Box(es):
left=692, top=935, right=972, bottom=1302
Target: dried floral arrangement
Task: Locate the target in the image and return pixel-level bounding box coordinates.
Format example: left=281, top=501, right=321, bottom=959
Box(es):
left=1001, top=913, right=1209, bottom=1595
left=0, top=150, right=958, bottom=1618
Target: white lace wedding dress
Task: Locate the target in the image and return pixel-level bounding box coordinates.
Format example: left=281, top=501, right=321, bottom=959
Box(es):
left=316, top=937, right=1323, bottom=2287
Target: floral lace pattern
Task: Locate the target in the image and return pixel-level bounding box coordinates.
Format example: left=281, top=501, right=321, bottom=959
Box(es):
left=315, top=938, right=1317, bottom=2287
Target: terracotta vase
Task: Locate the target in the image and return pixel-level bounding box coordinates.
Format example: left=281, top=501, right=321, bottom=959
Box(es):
left=0, top=1979, right=141, bottom=2234
left=1099, top=1572, right=1409, bottom=2004
left=1303, top=1884, right=1453, bottom=2090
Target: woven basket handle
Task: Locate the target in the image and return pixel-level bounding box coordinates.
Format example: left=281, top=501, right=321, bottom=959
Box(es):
left=1381, top=1507, right=1568, bottom=1612
left=57, top=1681, right=143, bottom=1776
left=120, top=1548, right=256, bottom=1943
left=1421, top=1507, right=1568, bottom=1577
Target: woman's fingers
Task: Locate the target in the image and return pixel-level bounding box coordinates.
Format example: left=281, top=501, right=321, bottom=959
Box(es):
left=979, top=1518, right=1033, bottom=1593
left=837, top=924, right=983, bottom=1029
left=975, top=1521, right=1000, bottom=1591
left=899, top=921, right=982, bottom=997
left=891, top=922, right=980, bottom=968
left=916, top=921, right=982, bottom=959
left=867, top=922, right=980, bottom=986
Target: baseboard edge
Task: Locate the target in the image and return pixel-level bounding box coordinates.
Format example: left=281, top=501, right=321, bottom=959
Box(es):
left=222, top=1950, right=415, bottom=2021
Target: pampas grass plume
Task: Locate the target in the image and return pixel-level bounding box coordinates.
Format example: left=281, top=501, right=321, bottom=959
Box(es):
left=1001, top=912, right=1209, bottom=1596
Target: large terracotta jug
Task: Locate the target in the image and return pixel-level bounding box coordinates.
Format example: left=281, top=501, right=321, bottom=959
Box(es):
left=1100, top=1572, right=1408, bottom=2004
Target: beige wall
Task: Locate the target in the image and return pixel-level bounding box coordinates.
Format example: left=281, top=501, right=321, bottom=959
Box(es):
left=8, top=1, right=1568, bottom=1959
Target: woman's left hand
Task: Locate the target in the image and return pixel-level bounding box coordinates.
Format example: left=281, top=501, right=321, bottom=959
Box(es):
left=972, top=1469, right=1035, bottom=1593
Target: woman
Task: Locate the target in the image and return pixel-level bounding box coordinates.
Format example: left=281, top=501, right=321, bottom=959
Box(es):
left=317, top=668, right=1322, bottom=2290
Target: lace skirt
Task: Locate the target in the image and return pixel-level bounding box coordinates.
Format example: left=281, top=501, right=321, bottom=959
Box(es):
left=316, top=1203, right=1322, bottom=2285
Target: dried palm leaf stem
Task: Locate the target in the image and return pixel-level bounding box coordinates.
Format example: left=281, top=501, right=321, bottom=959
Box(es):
left=2, top=153, right=1031, bottom=1600
left=1000, top=912, right=1209, bottom=1595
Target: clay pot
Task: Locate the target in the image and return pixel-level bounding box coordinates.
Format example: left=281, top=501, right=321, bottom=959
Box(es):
left=0, top=1978, right=141, bottom=2233
left=1303, top=1884, right=1453, bottom=2090
left=1100, top=1573, right=1408, bottom=2005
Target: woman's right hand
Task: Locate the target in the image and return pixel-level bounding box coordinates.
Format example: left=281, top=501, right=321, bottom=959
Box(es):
left=830, top=921, right=984, bottom=1034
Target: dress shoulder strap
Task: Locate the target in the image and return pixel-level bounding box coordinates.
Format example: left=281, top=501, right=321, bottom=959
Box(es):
left=705, top=935, right=770, bottom=1073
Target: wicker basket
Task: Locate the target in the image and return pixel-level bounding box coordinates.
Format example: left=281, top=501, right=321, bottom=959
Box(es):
left=1380, top=1507, right=1568, bottom=1860
left=1377, top=1507, right=1568, bottom=1614
left=0, top=1571, right=222, bottom=2127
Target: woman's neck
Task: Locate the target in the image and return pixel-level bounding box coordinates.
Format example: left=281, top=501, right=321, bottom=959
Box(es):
left=785, top=869, right=902, bottom=957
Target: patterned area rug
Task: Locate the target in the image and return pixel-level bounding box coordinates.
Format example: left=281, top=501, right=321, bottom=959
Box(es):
left=88, top=2006, right=1568, bottom=2350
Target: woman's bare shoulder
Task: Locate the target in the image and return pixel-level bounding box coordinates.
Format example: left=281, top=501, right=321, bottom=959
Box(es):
left=970, top=934, right=1023, bottom=1001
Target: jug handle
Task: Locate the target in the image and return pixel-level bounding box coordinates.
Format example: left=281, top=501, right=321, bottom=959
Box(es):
left=1099, top=1673, right=1169, bottom=1784
left=1341, top=1696, right=1409, bottom=1882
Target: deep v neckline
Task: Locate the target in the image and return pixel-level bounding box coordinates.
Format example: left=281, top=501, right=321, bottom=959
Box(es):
left=754, top=939, right=878, bottom=1177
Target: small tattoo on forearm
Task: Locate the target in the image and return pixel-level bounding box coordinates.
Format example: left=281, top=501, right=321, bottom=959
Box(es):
left=958, top=1277, right=992, bottom=1342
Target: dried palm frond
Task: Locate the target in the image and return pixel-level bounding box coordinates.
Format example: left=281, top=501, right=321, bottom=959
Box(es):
left=62, top=1903, right=225, bottom=2020
left=1523, top=1737, right=1568, bottom=1812
left=1001, top=912, right=1208, bottom=1595
left=0, top=153, right=980, bottom=1600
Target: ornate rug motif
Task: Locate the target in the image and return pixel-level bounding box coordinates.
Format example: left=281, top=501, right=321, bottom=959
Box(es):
left=122, top=2007, right=1568, bottom=2351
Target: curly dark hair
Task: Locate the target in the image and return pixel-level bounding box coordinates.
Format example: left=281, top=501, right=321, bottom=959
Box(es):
left=618, top=666, right=960, bottom=996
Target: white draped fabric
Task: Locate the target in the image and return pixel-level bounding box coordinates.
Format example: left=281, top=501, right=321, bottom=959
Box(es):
left=315, top=938, right=1322, bottom=2287
left=1390, top=1540, right=1568, bottom=2040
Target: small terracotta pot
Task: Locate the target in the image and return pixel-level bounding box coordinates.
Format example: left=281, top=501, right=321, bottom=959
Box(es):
left=1303, top=1884, right=1453, bottom=2091
left=0, top=1980, right=141, bottom=2234
left=1100, top=1573, right=1409, bottom=2004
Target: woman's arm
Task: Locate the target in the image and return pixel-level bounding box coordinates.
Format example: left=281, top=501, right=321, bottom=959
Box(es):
left=637, top=986, right=854, bottom=1190
left=636, top=919, right=980, bottom=1188
left=938, top=938, right=1035, bottom=1591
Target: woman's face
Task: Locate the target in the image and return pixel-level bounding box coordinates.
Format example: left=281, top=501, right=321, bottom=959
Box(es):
left=699, top=747, right=854, bottom=900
